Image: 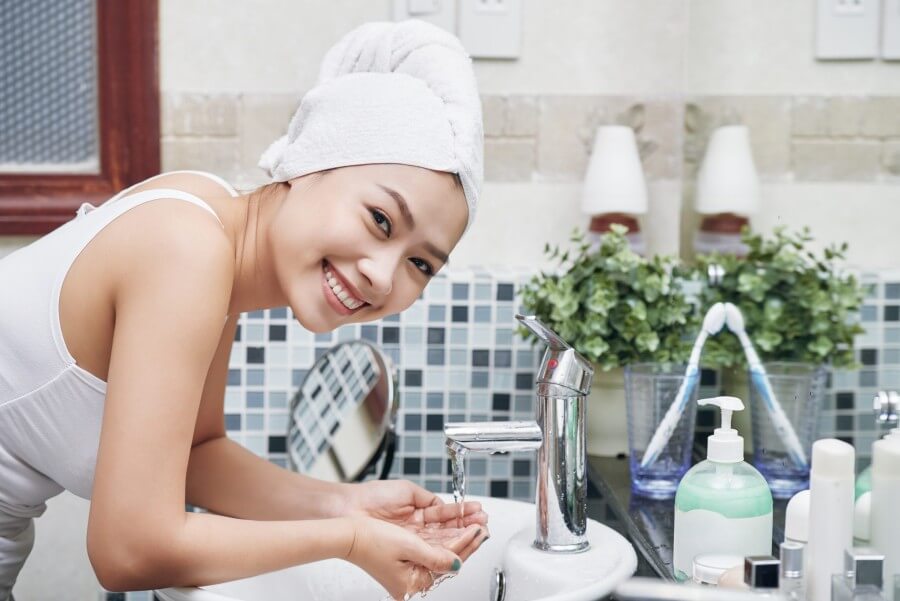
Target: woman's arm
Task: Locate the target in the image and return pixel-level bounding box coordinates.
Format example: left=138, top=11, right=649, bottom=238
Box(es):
left=185, top=434, right=351, bottom=520
left=106, top=510, right=354, bottom=591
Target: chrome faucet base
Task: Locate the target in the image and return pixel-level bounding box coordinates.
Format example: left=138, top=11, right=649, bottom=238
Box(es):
left=533, top=540, right=591, bottom=553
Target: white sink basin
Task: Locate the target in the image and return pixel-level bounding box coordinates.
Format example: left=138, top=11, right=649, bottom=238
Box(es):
left=155, top=494, right=637, bottom=601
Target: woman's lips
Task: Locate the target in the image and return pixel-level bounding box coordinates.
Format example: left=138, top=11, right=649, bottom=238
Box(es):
left=321, top=260, right=367, bottom=316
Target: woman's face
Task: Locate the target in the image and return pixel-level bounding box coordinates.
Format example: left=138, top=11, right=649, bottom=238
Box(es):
left=269, top=163, right=469, bottom=333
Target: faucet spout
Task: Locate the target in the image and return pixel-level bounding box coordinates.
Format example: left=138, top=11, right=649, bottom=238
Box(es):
left=444, top=420, right=542, bottom=453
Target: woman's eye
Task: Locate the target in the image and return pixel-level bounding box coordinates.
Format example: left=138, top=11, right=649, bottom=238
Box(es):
left=410, top=257, right=434, bottom=276
left=370, top=208, right=391, bottom=237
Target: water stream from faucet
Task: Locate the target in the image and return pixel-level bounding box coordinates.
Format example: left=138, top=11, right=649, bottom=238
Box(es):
left=378, top=443, right=470, bottom=600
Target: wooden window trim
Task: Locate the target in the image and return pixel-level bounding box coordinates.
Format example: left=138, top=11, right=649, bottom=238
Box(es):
left=0, top=0, right=160, bottom=235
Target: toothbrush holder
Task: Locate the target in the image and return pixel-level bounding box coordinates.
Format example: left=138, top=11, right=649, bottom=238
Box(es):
left=624, top=362, right=699, bottom=499
left=748, top=361, right=827, bottom=499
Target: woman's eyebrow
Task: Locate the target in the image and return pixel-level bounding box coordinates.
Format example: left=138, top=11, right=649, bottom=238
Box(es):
left=376, top=183, right=450, bottom=264
left=377, top=184, right=415, bottom=229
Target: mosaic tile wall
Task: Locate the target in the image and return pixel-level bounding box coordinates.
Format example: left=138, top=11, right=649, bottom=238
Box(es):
left=825, top=271, right=900, bottom=471
left=223, top=268, right=541, bottom=501
left=104, top=269, right=900, bottom=600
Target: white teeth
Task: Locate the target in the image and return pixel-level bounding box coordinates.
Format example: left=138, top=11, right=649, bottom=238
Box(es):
left=323, top=263, right=365, bottom=311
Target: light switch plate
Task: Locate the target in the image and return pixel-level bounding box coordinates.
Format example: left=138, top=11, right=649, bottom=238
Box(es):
left=392, top=0, right=456, bottom=34
left=883, top=0, right=900, bottom=59
left=815, top=0, right=879, bottom=59
left=459, top=0, right=523, bottom=59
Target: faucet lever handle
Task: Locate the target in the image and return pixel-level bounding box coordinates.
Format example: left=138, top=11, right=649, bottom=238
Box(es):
left=515, top=314, right=572, bottom=351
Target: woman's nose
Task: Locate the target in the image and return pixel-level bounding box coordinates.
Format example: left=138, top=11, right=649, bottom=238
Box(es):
left=358, top=255, right=394, bottom=299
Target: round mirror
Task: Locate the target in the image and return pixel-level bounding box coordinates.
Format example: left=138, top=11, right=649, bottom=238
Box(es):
left=287, top=340, right=399, bottom=482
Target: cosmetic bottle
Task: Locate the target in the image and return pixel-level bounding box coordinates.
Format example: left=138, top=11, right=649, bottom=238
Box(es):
left=831, top=548, right=886, bottom=601
left=673, top=396, right=773, bottom=581
left=780, top=541, right=806, bottom=601
left=870, top=438, right=900, bottom=601
left=807, top=439, right=856, bottom=601
left=693, top=554, right=744, bottom=586
left=744, top=555, right=780, bottom=597
left=785, top=489, right=810, bottom=547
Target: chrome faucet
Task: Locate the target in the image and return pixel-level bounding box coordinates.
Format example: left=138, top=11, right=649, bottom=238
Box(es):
left=444, top=314, right=594, bottom=553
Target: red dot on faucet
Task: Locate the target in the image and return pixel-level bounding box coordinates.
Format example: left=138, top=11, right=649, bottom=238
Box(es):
left=548, top=359, right=559, bottom=370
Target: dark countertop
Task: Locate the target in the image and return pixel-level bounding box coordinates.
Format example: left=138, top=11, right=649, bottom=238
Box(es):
left=585, top=454, right=789, bottom=582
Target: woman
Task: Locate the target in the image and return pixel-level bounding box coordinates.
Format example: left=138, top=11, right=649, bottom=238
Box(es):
left=0, top=19, right=487, bottom=601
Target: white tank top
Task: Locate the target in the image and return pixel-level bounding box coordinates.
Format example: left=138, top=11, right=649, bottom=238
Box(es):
left=0, top=170, right=237, bottom=506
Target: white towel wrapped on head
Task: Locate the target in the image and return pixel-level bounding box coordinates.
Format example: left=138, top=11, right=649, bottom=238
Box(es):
left=259, top=19, right=484, bottom=231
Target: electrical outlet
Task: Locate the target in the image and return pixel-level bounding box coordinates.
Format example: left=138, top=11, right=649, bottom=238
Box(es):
left=392, top=0, right=455, bottom=34
left=833, top=0, right=865, bottom=15
left=883, top=0, right=900, bottom=59
left=815, top=0, right=879, bottom=59
left=458, top=0, right=523, bottom=59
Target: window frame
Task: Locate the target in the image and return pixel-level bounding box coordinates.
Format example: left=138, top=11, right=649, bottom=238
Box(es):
left=0, top=0, right=160, bottom=235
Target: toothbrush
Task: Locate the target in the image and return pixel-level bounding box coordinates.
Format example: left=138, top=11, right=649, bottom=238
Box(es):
left=640, top=302, right=727, bottom=468
left=723, top=302, right=808, bottom=468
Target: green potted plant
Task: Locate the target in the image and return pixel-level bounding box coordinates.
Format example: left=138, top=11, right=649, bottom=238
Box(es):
left=693, top=226, right=865, bottom=468
left=519, top=225, right=698, bottom=456
left=694, top=226, right=864, bottom=372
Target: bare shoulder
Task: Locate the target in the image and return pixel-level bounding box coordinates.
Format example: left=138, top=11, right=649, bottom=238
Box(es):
left=108, top=198, right=234, bottom=300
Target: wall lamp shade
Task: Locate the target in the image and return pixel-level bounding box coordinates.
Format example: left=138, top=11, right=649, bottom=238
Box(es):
left=695, top=125, right=760, bottom=216
left=580, top=126, right=648, bottom=215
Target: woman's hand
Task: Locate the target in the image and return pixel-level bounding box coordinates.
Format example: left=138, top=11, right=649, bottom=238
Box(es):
left=344, top=479, right=488, bottom=528
left=342, top=479, right=490, bottom=561
left=344, top=514, right=481, bottom=600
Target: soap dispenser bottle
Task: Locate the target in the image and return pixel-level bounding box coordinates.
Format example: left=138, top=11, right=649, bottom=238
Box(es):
left=673, top=396, right=774, bottom=581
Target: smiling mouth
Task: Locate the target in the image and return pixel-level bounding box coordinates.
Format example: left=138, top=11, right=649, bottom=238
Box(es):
left=322, top=260, right=368, bottom=312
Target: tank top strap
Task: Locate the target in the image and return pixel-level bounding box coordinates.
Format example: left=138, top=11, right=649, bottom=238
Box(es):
left=76, top=187, right=226, bottom=230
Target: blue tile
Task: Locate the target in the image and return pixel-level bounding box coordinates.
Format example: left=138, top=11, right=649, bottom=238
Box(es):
left=497, top=283, right=514, bottom=301
left=472, top=349, right=490, bottom=367
left=471, top=370, right=489, bottom=388
left=384, top=313, right=401, bottom=322
left=227, top=369, right=241, bottom=386
left=515, top=373, right=534, bottom=389
left=405, top=414, right=422, bottom=431
left=405, top=369, right=423, bottom=387
left=361, top=325, right=378, bottom=342
left=225, top=414, right=242, bottom=430
left=427, top=392, right=444, bottom=409
left=426, top=414, right=445, bottom=431
left=270, top=307, right=288, bottom=319
left=248, top=310, right=265, bottom=319
left=382, top=327, right=400, bottom=344
left=452, top=306, right=469, bottom=322
left=474, top=306, right=492, bottom=322
left=292, top=368, right=307, bottom=387
left=234, top=325, right=241, bottom=341
left=886, top=283, right=900, bottom=299
left=429, top=305, right=446, bottom=322
left=495, top=350, right=512, bottom=367
left=427, top=327, right=445, bottom=344
left=247, top=347, right=265, bottom=364
left=452, top=283, right=469, bottom=300
left=450, top=327, right=468, bottom=344
left=861, top=306, right=878, bottom=321
left=427, top=348, right=445, bottom=365
left=246, top=391, right=264, bottom=408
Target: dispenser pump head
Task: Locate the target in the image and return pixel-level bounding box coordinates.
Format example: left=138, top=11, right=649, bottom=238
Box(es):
left=698, top=395, right=745, bottom=463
